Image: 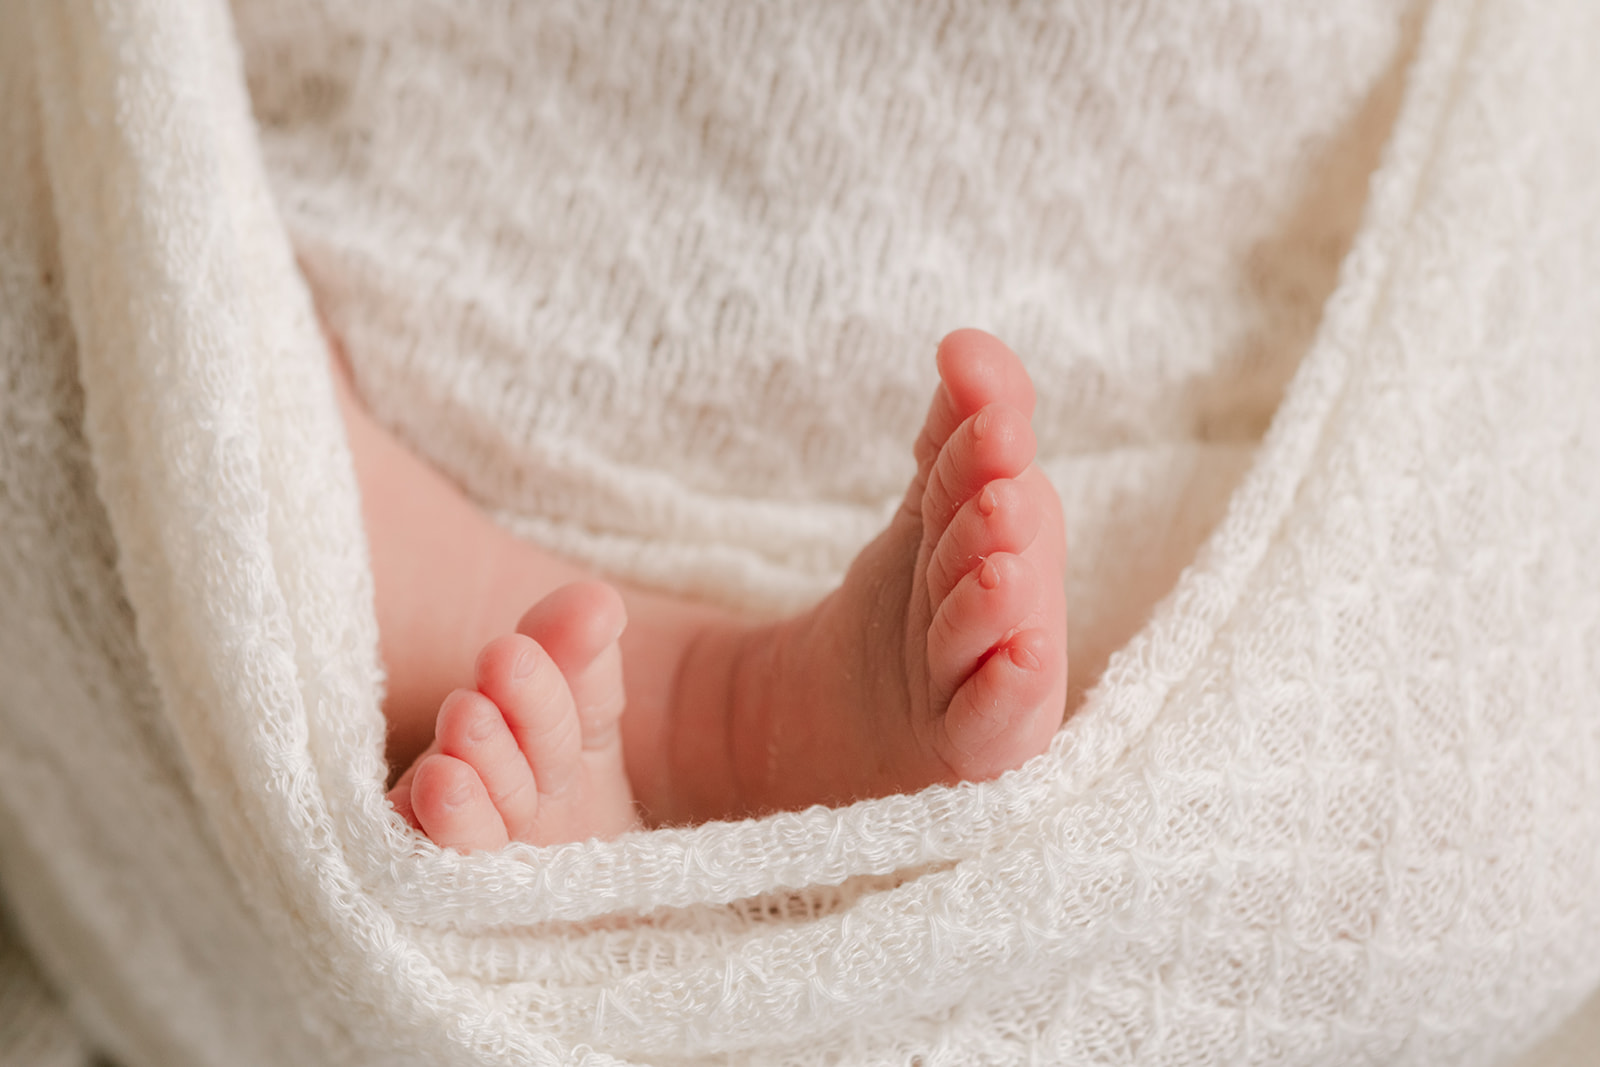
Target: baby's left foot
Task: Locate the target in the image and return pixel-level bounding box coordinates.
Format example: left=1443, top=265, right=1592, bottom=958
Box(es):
left=387, top=581, right=639, bottom=849
left=654, top=329, right=1068, bottom=821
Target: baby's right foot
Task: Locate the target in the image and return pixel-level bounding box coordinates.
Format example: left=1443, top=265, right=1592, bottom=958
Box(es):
left=387, top=581, right=639, bottom=849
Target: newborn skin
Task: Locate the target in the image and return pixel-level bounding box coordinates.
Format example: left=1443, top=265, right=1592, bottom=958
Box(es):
left=332, top=328, right=1068, bottom=848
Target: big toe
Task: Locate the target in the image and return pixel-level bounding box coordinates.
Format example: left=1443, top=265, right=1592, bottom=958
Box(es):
left=937, top=329, right=1037, bottom=418
left=516, top=581, right=628, bottom=752
left=912, top=330, right=1038, bottom=474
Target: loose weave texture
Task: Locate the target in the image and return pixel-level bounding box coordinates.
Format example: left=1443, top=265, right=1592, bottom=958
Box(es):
left=0, top=1, right=1597, bottom=1065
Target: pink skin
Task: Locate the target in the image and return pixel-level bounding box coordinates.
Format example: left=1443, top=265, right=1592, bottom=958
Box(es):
left=389, top=581, right=636, bottom=849
left=334, top=328, right=1069, bottom=848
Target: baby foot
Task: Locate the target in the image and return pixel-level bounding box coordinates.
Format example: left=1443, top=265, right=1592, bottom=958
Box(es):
left=388, top=581, right=638, bottom=849
left=662, top=329, right=1069, bottom=820
left=335, top=310, right=1064, bottom=829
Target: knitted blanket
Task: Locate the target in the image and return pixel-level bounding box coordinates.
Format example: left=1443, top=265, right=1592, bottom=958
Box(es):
left=2, top=1, right=1599, bottom=1064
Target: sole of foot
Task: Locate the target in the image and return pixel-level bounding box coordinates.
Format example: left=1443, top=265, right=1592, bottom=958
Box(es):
left=671, top=329, right=1070, bottom=819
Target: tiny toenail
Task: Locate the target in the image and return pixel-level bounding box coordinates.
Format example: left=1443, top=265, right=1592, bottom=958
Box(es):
left=978, top=486, right=998, bottom=516
left=1009, top=644, right=1041, bottom=671
left=512, top=648, right=535, bottom=679
left=979, top=558, right=1000, bottom=590
left=467, top=708, right=499, bottom=742
left=973, top=409, right=992, bottom=440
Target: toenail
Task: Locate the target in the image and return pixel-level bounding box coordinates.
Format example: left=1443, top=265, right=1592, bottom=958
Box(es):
left=512, top=648, right=535, bottom=679
left=978, top=485, right=998, bottom=516
left=973, top=408, right=992, bottom=440
left=1009, top=643, right=1041, bottom=671
left=979, top=558, right=1000, bottom=590
left=467, top=708, right=499, bottom=742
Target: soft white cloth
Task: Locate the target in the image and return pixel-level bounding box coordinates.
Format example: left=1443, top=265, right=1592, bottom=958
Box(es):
left=246, top=0, right=1417, bottom=703
left=0, top=908, right=84, bottom=1067
left=1, top=1, right=1598, bottom=1064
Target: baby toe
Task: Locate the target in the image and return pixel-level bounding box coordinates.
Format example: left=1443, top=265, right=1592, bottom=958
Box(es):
left=926, top=552, right=1043, bottom=705
left=435, top=687, right=542, bottom=841
left=475, top=634, right=584, bottom=801
left=921, top=404, right=1036, bottom=538
left=410, top=753, right=509, bottom=853
left=927, top=477, right=1041, bottom=606
left=938, top=627, right=1064, bottom=779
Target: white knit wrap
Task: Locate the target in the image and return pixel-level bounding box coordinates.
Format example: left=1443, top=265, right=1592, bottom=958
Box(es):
left=1, top=1, right=1598, bottom=1064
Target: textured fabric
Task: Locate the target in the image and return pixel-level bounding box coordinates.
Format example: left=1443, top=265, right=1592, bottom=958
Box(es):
left=1, top=0, right=1598, bottom=1065
left=0, top=909, right=88, bottom=1067
left=1509, top=987, right=1600, bottom=1067
left=242, top=0, right=1416, bottom=703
